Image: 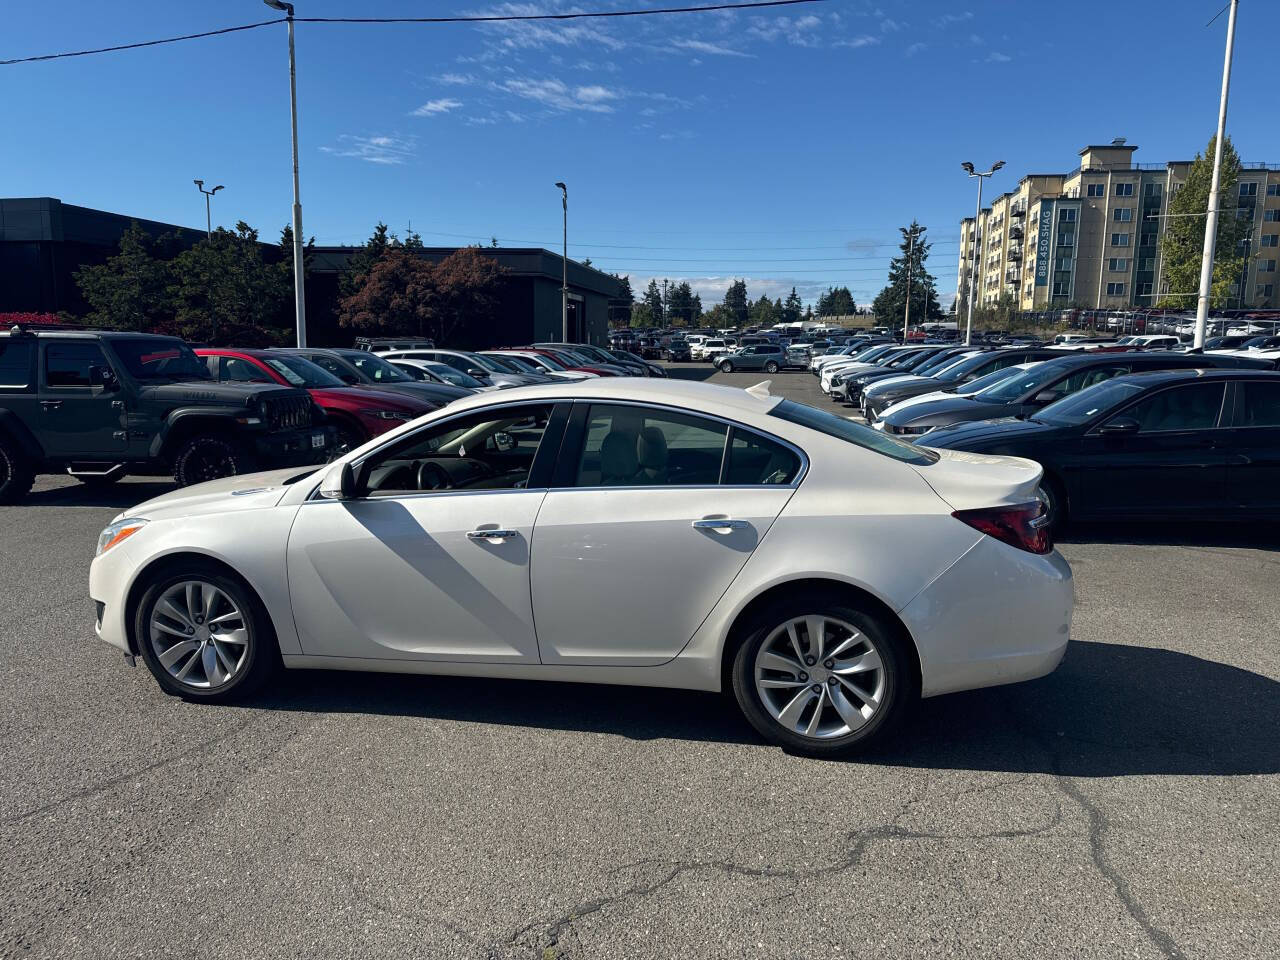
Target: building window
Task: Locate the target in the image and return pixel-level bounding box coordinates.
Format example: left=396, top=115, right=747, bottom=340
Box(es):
left=1106, top=282, right=1126, bottom=296
left=1113, top=207, right=1134, bottom=222
left=1140, top=233, right=1159, bottom=247
left=1086, top=183, right=1105, bottom=197
left=1139, top=258, right=1155, bottom=271
left=1261, top=260, right=1277, bottom=273
left=1139, top=282, right=1153, bottom=297
left=1059, top=209, right=1077, bottom=223
left=1056, top=257, right=1073, bottom=271
left=1265, top=210, right=1280, bottom=222
left=1240, top=182, right=1258, bottom=197
left=1262, top=234, right=1279, bottom=247
left=1257, top=284, right=1274, bottom=299
left=1058, top=232, right=1075, bottom=246
left=1115, top=182, right=1134, bottom=197
left=1267, top=184, right=1280, bottom=196
left=1052, top=282, right=1069, bottom=296
left=1237, top=206, right=1256, bottom=220
left=1143, top=183, right=1162, bottom=198
left=1107, top=258, right=1128, bottom=271
left=1111, top=232, right=1130, bottom=247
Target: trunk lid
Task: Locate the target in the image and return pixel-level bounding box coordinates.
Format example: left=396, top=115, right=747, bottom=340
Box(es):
left=910, top=447, right=1044, bottom=511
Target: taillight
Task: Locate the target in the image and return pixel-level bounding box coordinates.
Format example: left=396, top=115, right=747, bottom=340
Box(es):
left=952, top=500, right=1052, bottom=555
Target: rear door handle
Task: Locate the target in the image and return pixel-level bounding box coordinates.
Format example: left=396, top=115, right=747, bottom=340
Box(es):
left=692, top=518, right=749, bottom=530
left=40, top=400, right=62, bottom=410
left=466, top=529, right=519, bottom=542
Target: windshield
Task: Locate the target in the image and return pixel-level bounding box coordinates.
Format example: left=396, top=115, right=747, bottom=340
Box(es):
left=912, top=351, right=965, bottom=375
left=956, top=362, right=1043, bottom=396
left=770, top=399, right=938, bottom=465
left=1036, top=379, right=1147, bottom=426
left=263, top=355, right=343, bottom=388
left=857, top=344, right=899, bottom=363
left=527, top=353, right=566, bottom=371
left=347, top=352, right=412, bottom=383
left=425, top=362, right=482, bottom=387
left=973, top=360, right=1072, bottom=403
left=490, top=354, right=539, bottom=374
left=895, top=350, right=945, bottom=371
left=111, top=339, right=210, bottom=381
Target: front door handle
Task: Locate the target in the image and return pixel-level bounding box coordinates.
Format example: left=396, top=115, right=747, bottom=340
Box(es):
left=466, top=529, right=519, bottom=542
left=692, top=518, right=749, bottom=531
left=40, top=400, right=63, bottom=410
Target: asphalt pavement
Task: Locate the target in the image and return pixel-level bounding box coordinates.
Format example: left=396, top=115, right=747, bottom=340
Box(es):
left=1, top=363, right=1276, bottom=959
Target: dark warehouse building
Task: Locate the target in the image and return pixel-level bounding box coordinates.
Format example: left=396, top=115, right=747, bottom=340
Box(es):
left=0, top=197, right=622, bottom=346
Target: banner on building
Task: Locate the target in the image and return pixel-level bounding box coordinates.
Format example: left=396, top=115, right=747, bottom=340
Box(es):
left=1035, top=201, right=1054, bottom=287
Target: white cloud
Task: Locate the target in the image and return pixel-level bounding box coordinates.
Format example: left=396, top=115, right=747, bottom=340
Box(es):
left=880, top=18, right=904, bottom=33
left=412, top=98, right=463, bottom=116
left=935, top=11, right=974, bottom=27
left=319, top=134, right=416, bottom=165
left=834, top=34, right=881, bottom=49
left=497, top=76, right=618, bottom=113
left=670, top=38, right=752, bottom=58
left=986, top=51, right=1013, bottom=63
left=434, top=72, right=475, bottom=86
left=905, top=42, right=927, bottom=57
left=575, top=84, right=618, bottom=104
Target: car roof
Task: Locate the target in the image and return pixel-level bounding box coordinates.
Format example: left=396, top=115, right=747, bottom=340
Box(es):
left=1110, top=367, right=1280, bottom=386
left=0, top=330, right=182, bottom=341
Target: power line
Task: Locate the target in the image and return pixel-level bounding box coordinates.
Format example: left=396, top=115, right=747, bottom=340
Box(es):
left=0, top=1, right=825, bottom=66
left=398, top=227, right=960, bottom=253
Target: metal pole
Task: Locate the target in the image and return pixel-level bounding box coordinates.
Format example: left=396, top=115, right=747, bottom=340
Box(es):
left=966, top=176, right=984, bottom=345
left=204, top=193, right=212, bottom=240
left=285, top=12, right=307, bottom=347
left=1194, top=0, right=1238, bottom=350
left=902, top=228, right=914, bottom=342
left=561, top=187, right=569, bottom=342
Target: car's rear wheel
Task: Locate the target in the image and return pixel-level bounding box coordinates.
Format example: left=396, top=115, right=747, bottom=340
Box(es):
left=330, top=418, right=367, bottom=455
left=134, top=564, right=277, bottom=702
left=764, top=360, right=780, bottom=374
left=731, top=600, right=911, bottom=757
left=172, top=435, right=248, bottom=487
left=1038, top=474, right=1067, bottom=533
left=0, top=434, right=35, bottom=504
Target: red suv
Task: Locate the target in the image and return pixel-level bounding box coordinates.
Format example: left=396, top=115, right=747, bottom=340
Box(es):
left=197, top=348, right=438, bottom=450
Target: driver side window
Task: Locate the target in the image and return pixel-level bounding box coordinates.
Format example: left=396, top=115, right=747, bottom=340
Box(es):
left=573, top=405, right=727, bottom=487
left=361, top=404, right=555, bottom=497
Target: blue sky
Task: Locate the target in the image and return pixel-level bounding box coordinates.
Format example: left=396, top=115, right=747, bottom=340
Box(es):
left=4, top=0, right=1276, bottom=309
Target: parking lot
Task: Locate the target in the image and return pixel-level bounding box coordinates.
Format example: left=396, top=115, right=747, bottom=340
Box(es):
left=2, top=364, right=1277, bottom=960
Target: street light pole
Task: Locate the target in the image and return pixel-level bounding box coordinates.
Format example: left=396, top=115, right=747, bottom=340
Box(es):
left=961, top=160, right=1005, bottom=345
left=1193, top=0, right=1239, bottom=350
left=192, top=180, right=224, bottom=240
left=902, top=228, right=914, bottom=343
left=555, top=182, right=568, bottom=342
left=265, top=0, right=307, bottom=347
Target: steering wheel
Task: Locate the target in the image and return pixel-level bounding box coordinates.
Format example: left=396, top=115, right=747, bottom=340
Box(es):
left=416, top=460, right=453, bottom=491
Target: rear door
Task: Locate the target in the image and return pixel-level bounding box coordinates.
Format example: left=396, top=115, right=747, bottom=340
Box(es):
left=1220, top=379, right=1280, bottom=515
left=38, top=341, right=126, bottom=457
left=1077, top=381, right=1230, bottom=517
left=530, top=402, right=803, bottom=665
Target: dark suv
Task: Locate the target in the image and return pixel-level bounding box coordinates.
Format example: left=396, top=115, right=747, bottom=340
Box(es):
left=0, top=329, right=331, bottom=503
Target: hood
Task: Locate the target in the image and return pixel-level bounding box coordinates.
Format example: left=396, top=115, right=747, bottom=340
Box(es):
left=345, top=386, right=450, bottom=412
left=920, top=416, right=1060, bottom=451
left=136, top=381, right=302, bottom=407
left=120, top=466, right=318, bottom=522
left=910, top=447, right=1044, bottom=511
left=883, top=395, right=1006, bottom=428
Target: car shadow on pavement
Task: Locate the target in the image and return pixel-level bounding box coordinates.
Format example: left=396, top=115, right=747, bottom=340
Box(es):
left=662, top=365, right=717, bottom=382
left=254, top=640, right=1278, bottom=774
left=18, top=481, right=177, bottom=509
left=1059, top=520, right=1280, bottom=549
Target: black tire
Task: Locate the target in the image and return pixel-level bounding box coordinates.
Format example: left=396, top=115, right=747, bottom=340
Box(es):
left=172, top=435, right=250, bottom=487
left=719, top=361, right=734, bottom=373
left=731, top=596, right=914, bottom=758
left=0, top=433, right=35, bottom=504
left=330, top=419, right=367, bottom=455
left=134, top=561, right=278, bottom=703
left=1038, top=474, right=1067, bottom=534
left=764, top=360, right=780, bottom=374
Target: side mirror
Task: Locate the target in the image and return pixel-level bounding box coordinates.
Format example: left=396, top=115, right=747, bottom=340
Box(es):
left=1031, top=389, right=1061, bottom=406
left=493, top=431, right=516, bottom=452
left=89, top=365, right=117, bottom=389
left=319, top=461, right=360, bottom=500
left=1099, top=416, right=1140, bottom=438
left=468, top=367, right=486, bottom=377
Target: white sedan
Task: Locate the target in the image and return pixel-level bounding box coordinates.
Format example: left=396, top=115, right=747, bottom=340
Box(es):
left=89, top=378, right=1073, bottom=757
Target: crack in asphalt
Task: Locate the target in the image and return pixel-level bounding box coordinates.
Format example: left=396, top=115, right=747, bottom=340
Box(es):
left=497, top=782, right=1064, bottom=958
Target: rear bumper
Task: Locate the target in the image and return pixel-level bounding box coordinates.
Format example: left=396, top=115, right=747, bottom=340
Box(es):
left=251, top=425, right=335, bottom=466
left=901, top=537, right=1073, bottom=698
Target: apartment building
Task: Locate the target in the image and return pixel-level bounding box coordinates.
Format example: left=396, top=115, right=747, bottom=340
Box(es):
left=956, top=140, right=1280, bottom=313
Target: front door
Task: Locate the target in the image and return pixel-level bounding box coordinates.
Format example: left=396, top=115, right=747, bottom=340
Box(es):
left=286, top=403, right=559, bottom=662
left=531, top=403, right=802, bottom=665
left=1078, top=381, right=1229, bottom=517
left=38, top=341, right=126, bottom=458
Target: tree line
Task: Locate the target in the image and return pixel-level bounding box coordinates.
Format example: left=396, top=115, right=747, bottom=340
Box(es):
left=620, top=276, right=860, bottom=329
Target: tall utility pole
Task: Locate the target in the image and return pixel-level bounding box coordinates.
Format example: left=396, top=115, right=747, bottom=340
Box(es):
left=264, top=0, right=307, bottom=346
left=902, top=228, right=915, bottom=342
left=555, top=182, right=568, bottom=341
left=960, top=161, right=1005, bottom=345
left=1193, top=0, right=1239, bottom=350
left=192, top=180, right=223, bottom=240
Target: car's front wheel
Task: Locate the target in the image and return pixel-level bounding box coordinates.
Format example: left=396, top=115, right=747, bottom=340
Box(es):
left=0, top=433, right=35, bottom=504
left=731, top=599, right=912, bottom=757
left=764, top=360, right=780, bottom=374
left=172, top=435, right=249, bottom=487
left=134, top=564, right=277, bottom=702
left=718, top=361, right=734, bottom=373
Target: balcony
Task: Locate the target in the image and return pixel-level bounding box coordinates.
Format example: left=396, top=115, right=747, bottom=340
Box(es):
left=1008, top=247, right=1023, bottom=260
left=1011, top=201, right=1027, bottom=218
left=1009, top=225, right=1024, bottom=240
left=1006, top=268, right=1021, bottom=283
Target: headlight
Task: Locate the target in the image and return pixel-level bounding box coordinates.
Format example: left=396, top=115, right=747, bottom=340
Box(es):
left=96, top=517, right=148, bottom=557
left=361, top=409, right=413, bottom=421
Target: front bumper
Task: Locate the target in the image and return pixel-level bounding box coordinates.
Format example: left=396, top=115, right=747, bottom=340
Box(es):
left=251, top=425, right=335, bottom=467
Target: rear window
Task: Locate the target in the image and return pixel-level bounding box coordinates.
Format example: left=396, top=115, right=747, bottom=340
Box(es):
left=769, top=399, right=938, bottom=465
left=0, top=340, right=34, bottom=388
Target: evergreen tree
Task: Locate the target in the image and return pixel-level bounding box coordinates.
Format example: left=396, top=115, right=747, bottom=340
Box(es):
left=340, top=223, right=393, bottom=299
left=667, top=281, right=699, bottom=326
left=74, top=222, right=177, bottom=333
left=749, top=295, right=779, bottom=326
left=871, top=221, right=941, bottom=325
left=781, top=287, right=803, bottom=325
left=1158, top=134, right=1248, bottom=308
left=816, top=285, right=856, bottom=317
left=642, top=279, right=665, bottom=325
left=723, top=279, right=749, bottom=326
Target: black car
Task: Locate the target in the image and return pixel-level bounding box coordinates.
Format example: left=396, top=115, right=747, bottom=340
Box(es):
left=838, top=345, right=987, bottom=404
left=0, top=329, right=330, bottom=502
left=924, top=368, right=1280, bottom=526
left=278, top=347, right=472, bottom=405
left=860, top=348, right=1065, bottom=418
left=879, top=352, right=1274, bottom=438
left=662, top=339, right=691, bottom=362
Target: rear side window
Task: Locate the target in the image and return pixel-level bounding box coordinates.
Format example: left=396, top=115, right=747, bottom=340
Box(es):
left=725, top=429, right=801, bottom=484
left=0, top=341, right=34, bottom=388
left=1121, top=382, right=1226, bottom=432
left=769, top=399, right=938, bottom=465
left=1237, top=381, right=1280, bottom=427
left=45, top=342, right=109, bottom=388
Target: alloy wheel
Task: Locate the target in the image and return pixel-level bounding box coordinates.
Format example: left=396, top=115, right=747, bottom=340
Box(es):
left=753, top=615, right=885, bottom=740
left=148, top=580, right=250, bottom=689
left=188, top=441, right=237, bottom=483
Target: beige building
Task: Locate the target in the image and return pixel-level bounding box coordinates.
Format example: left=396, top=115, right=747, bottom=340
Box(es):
left=957, top=139, right=1280, bottom=314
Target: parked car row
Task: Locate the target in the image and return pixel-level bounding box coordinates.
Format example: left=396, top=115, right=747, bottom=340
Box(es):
left=0, top=324, right=669, bottom=503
